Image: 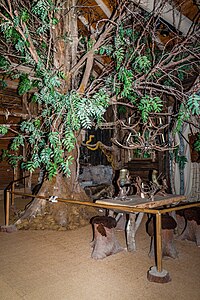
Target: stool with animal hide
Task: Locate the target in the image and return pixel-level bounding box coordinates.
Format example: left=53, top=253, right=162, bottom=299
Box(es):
left=176, top=207, right=200, bottom=247
left=90, top=216, right=124, bottom=259
left=146, top=214, right=178, bottom=259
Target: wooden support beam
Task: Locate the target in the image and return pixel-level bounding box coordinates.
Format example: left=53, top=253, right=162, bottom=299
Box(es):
left=133, top=0, right=193, bottom=35
left=0, top=109, right=35, bottom=119
left=95, top=0, right=112, bottom=18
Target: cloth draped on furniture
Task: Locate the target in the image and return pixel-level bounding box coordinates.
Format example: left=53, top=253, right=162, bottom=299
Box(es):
left=173, top=122, right=200, bottom=202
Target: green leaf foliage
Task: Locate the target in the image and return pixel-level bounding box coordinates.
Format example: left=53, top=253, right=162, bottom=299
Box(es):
left=187, top=94, right=200, bottom=115
left=21, top=10, right=30, bottom=22
left=117, top=67, right=134, bottom=97
left=18, top=74, right=32, bottom=95
left=138, top=96, right=163, bottom=122
left=62, top=130, right=76, bottom=152
left=0, top=149, right=23, bottom=168
left=175, top=104, right=190, bottom=132
left=0, top=149, right=9, bottom=162
left=0, top=125, right=8, bottom=135
left=46, top=162, right=57, bottom=179
left=10, top=135, right=24, bottom=151
left=175, top=151, right=188, bottom=170
left=40, top=147, right=53, bottom=163
left=32, top=0, right=52, bottom=22
left=60, top=156, right=73, bottom=177
left=133, top=56, right=151, bottom=73
left=0, top=55, right=10, bottom=70
left=8, top=155, right=24, bottom=168
left=194, top=134, right=200, bottom=152
left=0, top=2, right=199, bottom=180
left=22, top=160, right=37, bottom=173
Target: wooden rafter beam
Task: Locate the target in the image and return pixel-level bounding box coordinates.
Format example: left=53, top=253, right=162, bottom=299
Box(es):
left=95, top=0, right=112, bottom=18
left=0, top=109, right=35, bottom=119
left=78, top=1, right=112, bottom=32
left=78, top=15, right=96, bottom=33
left=133, top=0, right=193, bottom=36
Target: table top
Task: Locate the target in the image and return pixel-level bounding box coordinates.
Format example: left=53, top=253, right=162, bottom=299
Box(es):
left=96, top=194, right=187, bottom=209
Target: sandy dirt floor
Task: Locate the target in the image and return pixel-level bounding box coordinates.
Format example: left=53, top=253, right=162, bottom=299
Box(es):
left=0, top=194, right=200, bottom=300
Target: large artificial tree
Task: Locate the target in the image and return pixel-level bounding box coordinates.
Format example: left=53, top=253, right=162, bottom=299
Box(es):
left=0, top=0, right=199, bottom=229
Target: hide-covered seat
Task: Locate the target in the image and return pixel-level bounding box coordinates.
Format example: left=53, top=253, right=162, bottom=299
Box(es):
left=147, top=214, right=178, bottom=259
left=176, top=207, right=200, bottom=247
left=90, top=216, right=124, bottom=259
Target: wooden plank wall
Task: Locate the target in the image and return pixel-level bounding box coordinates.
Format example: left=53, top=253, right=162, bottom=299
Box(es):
left=80, top=127, right=113, bottom=166
left=0, top=87, right=24, bottom=189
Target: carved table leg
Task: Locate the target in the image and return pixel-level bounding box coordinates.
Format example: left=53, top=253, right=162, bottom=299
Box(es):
left=126, top=212, right=144, bottom=252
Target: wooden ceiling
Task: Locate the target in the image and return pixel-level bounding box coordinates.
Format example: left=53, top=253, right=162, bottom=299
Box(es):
left=77, top=0, right=200, bottom=35
left=172, top=0, right=199, bottom=20
left=76, top=0, right=199, bottom=82
left=1, top=1, right=199, bottom=91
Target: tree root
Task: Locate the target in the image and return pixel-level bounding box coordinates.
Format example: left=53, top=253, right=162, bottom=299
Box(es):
left=15, top=198, right=47, bottom=225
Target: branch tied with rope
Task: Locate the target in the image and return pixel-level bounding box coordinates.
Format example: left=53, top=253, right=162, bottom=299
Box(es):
left=83, top=135, right=115, bottom=168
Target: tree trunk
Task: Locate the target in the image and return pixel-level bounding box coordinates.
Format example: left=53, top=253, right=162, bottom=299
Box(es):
left=15, top=135, right=98, bottom=230
left=53, top=0, right=79, bottom=91
left=15, top=167, right=98, bottom=230
left=13, top=2, right=99, bottom=230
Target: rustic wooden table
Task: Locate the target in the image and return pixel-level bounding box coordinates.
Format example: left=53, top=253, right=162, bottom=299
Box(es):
left=5, top=190, right=200, bottom=282
left=96, top=194, right=200, bottom=283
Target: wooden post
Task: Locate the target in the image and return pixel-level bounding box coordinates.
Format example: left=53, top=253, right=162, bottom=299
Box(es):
left=147, top=212, right=171, bottom=283
left=5, top=190, right=10, bottom=226
left=147, top=213, right=171, bottom=283
left=147, top=214, right=178, bottom=259
left=11, top=182, right=15, bottom=206
left=156, top=212, right=162, bottom=272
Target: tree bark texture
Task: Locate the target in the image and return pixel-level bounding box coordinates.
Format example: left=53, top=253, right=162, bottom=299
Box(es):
left=15, top=169, right=98, bottom=230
